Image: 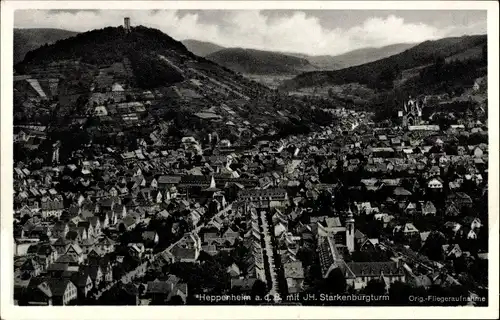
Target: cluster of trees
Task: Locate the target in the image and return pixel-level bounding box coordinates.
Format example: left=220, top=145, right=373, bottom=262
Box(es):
left=18, top=26, right=192, bottom=70
left=283, top=35, right=486, bottom=92
left=374, top=65, right=400, bottom=89
left=207, top=47, right=312, bottom=75
left=128, top=50, right=184, bottom=89
left=271, top=107, right=335, bottom=138
left=416, top=56, right=485, bottom=94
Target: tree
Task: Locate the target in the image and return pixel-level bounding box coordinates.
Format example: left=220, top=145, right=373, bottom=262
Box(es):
left=481, top=43, right=487, bottom=64
left=324, top=268, right=347, bottom=294
left=421, top=231, right=446, bottom=261
left=389, top=281, right=427, bottom=305
left=251, top=279, right=267, bottom=303
left=168, top=295, right=185, bottom=305
left=376, top=66, right=398, bottom=89
left=38, top=233, right=50, bottom=243
left=363, top=279, right=386, bottom=296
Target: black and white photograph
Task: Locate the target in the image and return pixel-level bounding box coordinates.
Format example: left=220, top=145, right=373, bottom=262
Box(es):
left=1, top=1, right=499, bottom=319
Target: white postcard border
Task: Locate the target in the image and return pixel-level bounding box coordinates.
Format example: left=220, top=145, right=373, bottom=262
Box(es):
left=1, top=1, right=499, bottom=319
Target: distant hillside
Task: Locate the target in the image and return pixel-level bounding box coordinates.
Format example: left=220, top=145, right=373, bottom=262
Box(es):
left=182, top=39, right=226, bottom=57
left=281, top=53, right=343, bottom=71
left=445, top=44, right=484, bottom=63
left=206, top=48, right=318, bottom=75
left=280, top=34, right=487, bottom=91
left=14, top=25, right=337, bottom=145
left=285, top=43, right=417, bottom=70
left=14, top=28, right=79, bottom=63
left=327, top=43, right=417, bottom=68
left=179, top=40, right=417, bottom=72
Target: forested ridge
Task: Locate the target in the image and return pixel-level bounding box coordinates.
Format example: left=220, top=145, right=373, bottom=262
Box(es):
left=280, top=35, right=487, bottom=91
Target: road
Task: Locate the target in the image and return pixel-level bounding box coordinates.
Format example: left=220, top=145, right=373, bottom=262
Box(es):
left=260, top=211, right=281, bottom=303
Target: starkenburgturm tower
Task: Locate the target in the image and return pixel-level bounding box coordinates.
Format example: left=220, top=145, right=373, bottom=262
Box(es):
left=124, top=17, right=131, bottom=33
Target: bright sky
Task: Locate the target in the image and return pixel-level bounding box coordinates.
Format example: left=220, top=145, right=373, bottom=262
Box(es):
left=14, top=10, right=487, bottom=56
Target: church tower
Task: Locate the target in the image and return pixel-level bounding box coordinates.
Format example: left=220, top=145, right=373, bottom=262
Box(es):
left=346, top=206, right=355, bottom=253
left=52, top=140, right=61, bottom=165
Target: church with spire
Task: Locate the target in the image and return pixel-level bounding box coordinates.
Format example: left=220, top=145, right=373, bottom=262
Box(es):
left=316, top=206, right=357, bottom=278
left=399, top=96, right=424, bottom=128
left=315, top=206, right=356, bottom=254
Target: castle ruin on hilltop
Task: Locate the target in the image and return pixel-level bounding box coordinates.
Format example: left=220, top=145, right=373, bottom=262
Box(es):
left=124, top=17, right=131, bottom=33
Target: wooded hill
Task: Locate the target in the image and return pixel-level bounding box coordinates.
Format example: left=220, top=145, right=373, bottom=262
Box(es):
left=280, top=35, right=487, bottom=91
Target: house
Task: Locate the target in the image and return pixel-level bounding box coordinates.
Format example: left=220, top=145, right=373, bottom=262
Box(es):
left=142, top=231, right=159, bottom=246
left=87, top=216, right=101, bottom=237
left=68, top=272, right=93, bottom=298
left=201, top=226, right=220, bottom=243
left=20, top=258, right=43, bottom=279
left=145, top=275, right=188, bottom=304
left=26, top=243, right=58, bottom=270
left=65, top=243, right=84, bottom=264
left=118, top=283, right=140, bottom=305
left=471, top=217, right=482, bottom=230
left=223, top=227, right=239, bottom=242
left=119, top=215, right=137, bottom=232
left=25, top=278, right=54, bottom=306
left=410, top=275, right=433, bottom=289
left=340, top=261, right=405, bottom=291
left=446, top=192, right=473, bottom=208
left=52, top=237, right=71, bottom=255
left=283, top=261, right=304, bottom=293
left=427, top=177, right=443, bottom=190
left=393, top=187, right=412, bottom=198
left=473, top=146, right=484, bottom=158
left=179, top=175, right=216, bottom=192
left=317, top=235, right=341, bottom=278
left=158, top=175, right=182, bottom=190
left=77, top=221, right=94, bottom=239
left=373, top=213, right=395, bottom=228
left=97, top=256, right=114, bottom=283
left=230, top=278, right=257, bottom=293
left=226, top=263, right=241, bottom=278
left=393, top=223, right=419, bottom=238
left=428, top=166, right=441, bottom=178
left=168, top=233, right=202, bottom=263
left=466, top=229, right=478, bottom=240
left=40, top=197, right=64, bottom=219
left=354, top=230, right=367, bottom=247
left=405, top=202, right=418, bottom=215
left=419, top=231, right=431, bottom=246
left=26, top=277, right=78, bottom=305
left=76, top=233, right=96, bottom=252
left=421, top=201, right=437, bottom=216
left=359, top=238, right=380, bottom=253
left=445, top=204, right=461, bottom=217
left=444, top=221, right=462, bottom=235
left=128, top=243, right=146, bottom=260
left=238, top=188, right=288, bottom=208
left=442, top=244, right=463, bottom=259
left=66, top=226, right=87, bottom=242
left=188, top=210, right=202, bottom=228
left=85, top=264, right=104, bottom=287
left=113, top=204, right=127, bottom=220
left=52, top=221, right=69, bottom=239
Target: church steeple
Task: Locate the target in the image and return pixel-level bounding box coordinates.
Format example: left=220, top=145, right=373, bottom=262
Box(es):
left=346, top=205, right=355, bottom=253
